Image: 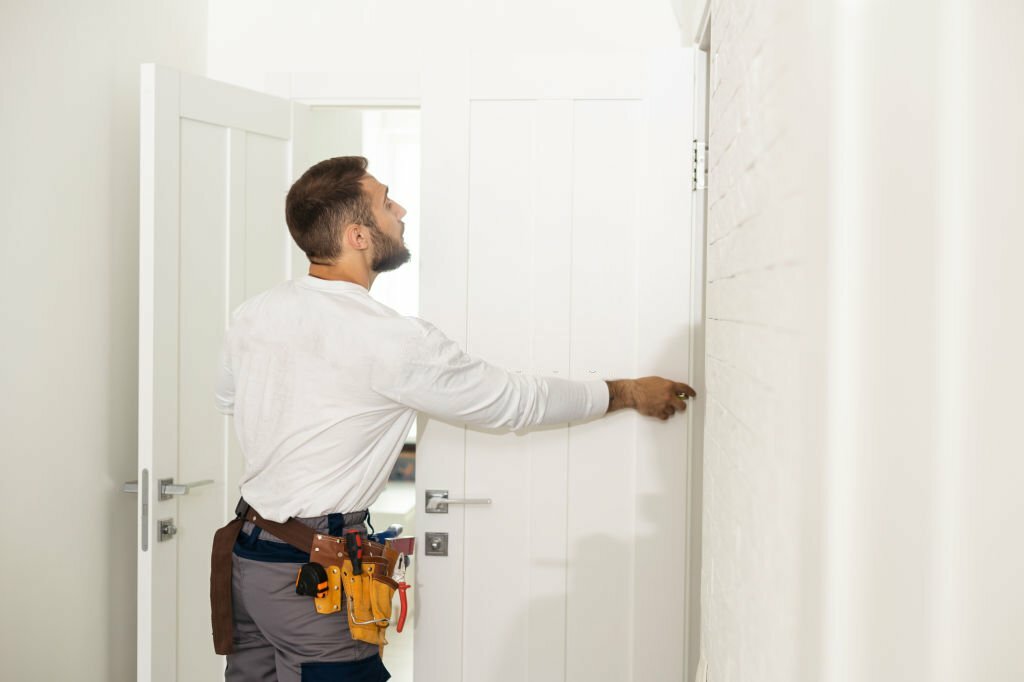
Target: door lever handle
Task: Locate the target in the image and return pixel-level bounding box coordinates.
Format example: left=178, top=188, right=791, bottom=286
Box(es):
left=122, top=480, right=138, bottom=494
left=158, top=478, right=214, bottom=500
left=425, top=489, right=492, bottom=513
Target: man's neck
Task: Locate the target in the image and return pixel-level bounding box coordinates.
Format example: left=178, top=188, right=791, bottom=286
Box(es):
left=307, top=262, right=376, bottom=290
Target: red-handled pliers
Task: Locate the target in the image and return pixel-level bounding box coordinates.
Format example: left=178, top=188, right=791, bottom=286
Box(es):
left=397, top=582, right=410, bottom=632
left=393, top=554, right=411, bottom=633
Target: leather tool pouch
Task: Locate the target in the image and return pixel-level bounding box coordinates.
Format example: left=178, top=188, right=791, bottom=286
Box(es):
left=309, top=533, right=346, bottom=614
left=212, top=501, right=401, bottom=656
left=306, top=533, right=400, bottom=647
left=342, top=557, right=399, bottom=646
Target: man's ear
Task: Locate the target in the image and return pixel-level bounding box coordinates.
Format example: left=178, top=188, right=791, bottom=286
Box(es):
left=343, top=223, right=371, bottom=251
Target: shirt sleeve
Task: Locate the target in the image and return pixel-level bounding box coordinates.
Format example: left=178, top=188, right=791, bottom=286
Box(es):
left=371, top=318, right=609, bottom=430
left=214, top=345, right=235, bottom=416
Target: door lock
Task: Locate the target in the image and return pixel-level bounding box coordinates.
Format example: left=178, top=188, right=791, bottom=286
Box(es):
left=425, top=532, right=448, bottom=556
left=158, top=518, right=178, bottom=542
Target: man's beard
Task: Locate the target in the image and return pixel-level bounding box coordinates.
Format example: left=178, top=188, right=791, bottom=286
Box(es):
left=370, top=225, right=411, bottom=273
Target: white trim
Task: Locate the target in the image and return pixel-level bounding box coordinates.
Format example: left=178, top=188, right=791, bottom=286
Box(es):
left=684, top=43, right=710, bottom=682
left=137, top=61, right=157, bottom=682
left=137, top=62, right=182, bottom=682
left=824, top=7, right=864, bottom=682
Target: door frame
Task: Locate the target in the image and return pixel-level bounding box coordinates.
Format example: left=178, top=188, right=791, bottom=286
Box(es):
left=271, top=55, right=711, bottom=680
left=685, top=11, right=712, bottom=682
left=277, top=70, right=428, bottom=681
left=274, top=61, right=474, bottom=682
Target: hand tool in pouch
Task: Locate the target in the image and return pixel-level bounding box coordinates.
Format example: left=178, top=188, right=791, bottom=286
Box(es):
left=295, top=562, right=329, bottom=598
left=369, top=523, right=403, bottom=544
left=392, top=553, right=411, bottom=633
left=344, top=527, right=367, bottom=575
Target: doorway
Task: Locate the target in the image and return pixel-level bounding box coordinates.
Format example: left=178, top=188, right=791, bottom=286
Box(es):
left=290, top=105, right=421, bottom=681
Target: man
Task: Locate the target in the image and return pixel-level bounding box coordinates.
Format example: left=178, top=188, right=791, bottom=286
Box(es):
left=213, top=156, right=696, bottom=681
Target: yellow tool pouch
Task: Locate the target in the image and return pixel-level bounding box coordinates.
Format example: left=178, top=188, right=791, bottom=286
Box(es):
left=342, top=558, right=399, bottom=646
left=313, top=564, right=343, bottom=615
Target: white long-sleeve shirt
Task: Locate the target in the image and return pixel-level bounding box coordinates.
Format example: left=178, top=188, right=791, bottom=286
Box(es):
left=215, top=275, right=609, bottom=521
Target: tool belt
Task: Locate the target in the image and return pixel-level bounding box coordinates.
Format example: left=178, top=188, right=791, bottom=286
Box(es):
left=211, top=498, right=401, bottom=655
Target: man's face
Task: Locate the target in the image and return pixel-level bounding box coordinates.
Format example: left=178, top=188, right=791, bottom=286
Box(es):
left=362, top=174, right=411, bottom=273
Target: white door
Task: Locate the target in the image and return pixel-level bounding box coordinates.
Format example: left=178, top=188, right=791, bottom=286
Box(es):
left=136, top=64, right=302, bottom=682
left=416, top=49, right=696, bottom=682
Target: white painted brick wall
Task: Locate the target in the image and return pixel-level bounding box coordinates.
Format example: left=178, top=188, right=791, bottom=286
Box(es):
left=699, top=2, right=1024, bottom=681
left=700, top=1, right=828, bottom=681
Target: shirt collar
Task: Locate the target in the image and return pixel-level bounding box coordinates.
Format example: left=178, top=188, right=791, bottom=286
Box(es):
left=297, top=275, right=369, bottom=294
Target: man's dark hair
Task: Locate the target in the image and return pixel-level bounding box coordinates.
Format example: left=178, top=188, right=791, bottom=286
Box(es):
left=285, top=156, right=376, bottom=264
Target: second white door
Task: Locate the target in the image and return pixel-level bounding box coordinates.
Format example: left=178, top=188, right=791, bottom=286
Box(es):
left=416, top=48, right=697, bottom=682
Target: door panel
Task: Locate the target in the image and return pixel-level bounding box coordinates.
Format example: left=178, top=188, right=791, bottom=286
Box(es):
left=178, top=118, right=232, bottom=681
left=463, top=100, right=536, bottom=680
left=244, top=132, right=291, bottom=293
left=418, top=49, right=695, bottom=682
left=462, top=99, right=575, bottom=682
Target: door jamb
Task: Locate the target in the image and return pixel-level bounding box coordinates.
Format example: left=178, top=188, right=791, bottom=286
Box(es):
left=685, top=11, right=712, bottom=682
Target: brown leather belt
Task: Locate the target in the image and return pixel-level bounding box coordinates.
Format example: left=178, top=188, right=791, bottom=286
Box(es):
left=210, top=499, right=349, bottom=655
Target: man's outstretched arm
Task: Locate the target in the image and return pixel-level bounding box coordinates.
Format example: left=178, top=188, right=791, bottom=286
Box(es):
left=373, top=317, right=696, bottom=429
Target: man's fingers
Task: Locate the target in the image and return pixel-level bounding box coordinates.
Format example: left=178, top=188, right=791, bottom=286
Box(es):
left=648, top=405, right=672, bottom=420
left=673, top=382, right=697, bottom=399
left=633, top=377, right=695, bottom=419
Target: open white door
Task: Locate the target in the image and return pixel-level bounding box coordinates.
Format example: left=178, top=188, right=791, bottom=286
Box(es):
left=135, top=64, right=303, bottom=682
left=416, top=49, right=696, bottom=682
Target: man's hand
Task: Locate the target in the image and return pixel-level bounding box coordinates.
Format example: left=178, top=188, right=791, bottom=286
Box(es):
left=605, top=377, right=697, bottom=420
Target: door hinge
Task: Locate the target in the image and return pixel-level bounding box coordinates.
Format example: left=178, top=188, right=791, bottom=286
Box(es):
left=692, top=139, right=708, bottom=191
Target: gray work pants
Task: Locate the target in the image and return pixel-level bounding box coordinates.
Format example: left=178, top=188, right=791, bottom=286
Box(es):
left=225, top=515, right=390, bottom=682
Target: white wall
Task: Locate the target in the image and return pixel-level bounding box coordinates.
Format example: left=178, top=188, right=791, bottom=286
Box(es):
left=207, top=0, right=686, bottom=92
left=953, top=5, right=1024, bottom=677
left=0, top=2, right=207, bottom=679
left=824, top=2, right=1024, bottom=680
left=700, top=0, right=1024, bottom=681
left=699, top=1, right=830, bottom=680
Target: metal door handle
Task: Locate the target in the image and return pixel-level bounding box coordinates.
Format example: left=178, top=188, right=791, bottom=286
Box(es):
left=425, top=489, right=492, bottom=513
left=159, top=478, right=214, bottom=500
left=122, top=478, right=213, bottom=500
